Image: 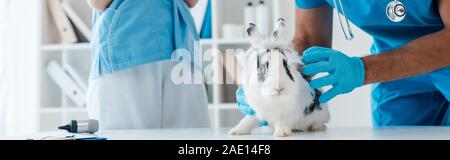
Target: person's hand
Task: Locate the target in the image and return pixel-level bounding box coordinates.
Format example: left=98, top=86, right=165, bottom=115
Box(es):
left=236, top=86, right=269, bottom=126
left=302, top=46, right=365, bottom=103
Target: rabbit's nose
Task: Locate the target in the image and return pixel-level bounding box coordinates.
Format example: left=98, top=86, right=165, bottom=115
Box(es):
left=275, top=87, right=285, bottom=94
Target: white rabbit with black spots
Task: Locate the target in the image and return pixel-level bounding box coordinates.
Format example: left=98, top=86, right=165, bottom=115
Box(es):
left=229, top=18, right=329, bottom=137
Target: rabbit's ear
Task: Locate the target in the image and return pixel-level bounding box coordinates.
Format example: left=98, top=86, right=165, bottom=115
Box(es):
left=271, top=18, right=286, bottom=41
left=247, top=23, right=265, bottom=45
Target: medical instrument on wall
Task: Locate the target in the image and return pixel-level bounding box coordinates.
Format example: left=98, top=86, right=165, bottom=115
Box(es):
left=333, top=0, right=407, bottom=41
left=58, top=119, right=99, bottom=134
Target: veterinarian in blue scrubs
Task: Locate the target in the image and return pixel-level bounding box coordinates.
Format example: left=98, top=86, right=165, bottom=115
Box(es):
left=86, top=0, right=210, bottom=129
left=237, top=0, right=450, bottom=126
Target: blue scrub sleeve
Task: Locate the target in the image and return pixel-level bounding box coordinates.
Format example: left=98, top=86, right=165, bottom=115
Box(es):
left=295, top=0, right=328, bottom=9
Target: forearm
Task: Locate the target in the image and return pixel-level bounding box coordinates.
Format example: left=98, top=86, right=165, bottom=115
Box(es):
left=184, top=0, right=199, bottom=8
left=363, top=28, right=450, bottom=84
left=293, top=33, right=331, bottom=55
left=86, top=0, right=112, bottom=11
left=292, top=6, right=333, bottom=55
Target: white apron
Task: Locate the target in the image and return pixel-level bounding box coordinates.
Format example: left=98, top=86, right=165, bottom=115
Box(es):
left=86, top=61, right=210, bottom=129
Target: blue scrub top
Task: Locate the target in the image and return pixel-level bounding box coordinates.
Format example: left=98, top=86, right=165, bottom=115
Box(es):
left=295, top=0, right=444, bottom=54
left=90, top=0, right=199, bottom=78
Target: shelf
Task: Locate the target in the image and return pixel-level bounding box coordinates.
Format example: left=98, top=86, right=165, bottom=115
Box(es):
left=41, top=39, right=249, bottom=51
left=216, top=38, right=250, bottom=45
left=201, top=38, right=250, bottom=46
left=41, top=43, right=91, bottom=51
left=200, top=39, right=213, bottom=45
left=208, top=103, right=238, bottom=110
left=41, top=39, right=248, bottom=52
left=41, top=104, right=235, bottom=113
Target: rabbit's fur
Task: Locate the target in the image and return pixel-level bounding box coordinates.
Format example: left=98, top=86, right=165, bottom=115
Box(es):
left=230, top=19, right=329, bottom=137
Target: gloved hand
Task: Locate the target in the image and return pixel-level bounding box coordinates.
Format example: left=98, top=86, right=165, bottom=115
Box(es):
left=236, top=86, right=256, bottom=116
left=302, top=46, right=365, bottom=103
left=236, top=86, right=269, bottom=126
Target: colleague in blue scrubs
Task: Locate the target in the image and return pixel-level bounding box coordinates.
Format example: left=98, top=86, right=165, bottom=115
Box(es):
left=237, top=0, right=450, bottom=127
left=85, top=0, right=210, bottom=129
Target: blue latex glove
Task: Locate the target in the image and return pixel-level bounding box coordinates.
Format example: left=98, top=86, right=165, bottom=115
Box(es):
left=302, top=46, right=365, bottom=103
left=236, top=86, right=269, bottom=126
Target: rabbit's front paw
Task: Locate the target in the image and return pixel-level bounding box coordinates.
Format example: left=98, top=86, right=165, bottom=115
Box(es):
left=309, top=123, right=327, bottom=132
left=228, top=126, right=252, bottom=135
left=274, top=126, right=292, bottom=137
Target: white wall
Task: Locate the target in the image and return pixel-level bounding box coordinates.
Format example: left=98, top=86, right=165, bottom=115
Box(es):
left=274, top=0, right=373, bottom=127
left=0, top=0, right=40, bottom=135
